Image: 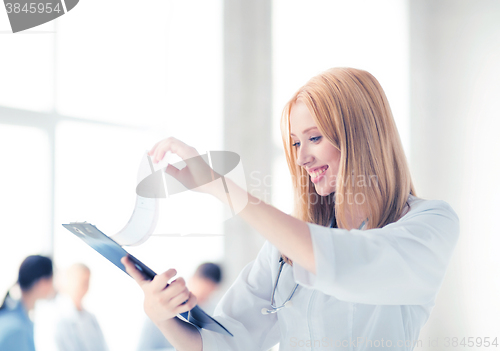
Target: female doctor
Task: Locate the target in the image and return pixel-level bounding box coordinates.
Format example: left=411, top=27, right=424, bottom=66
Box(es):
left=122, top=67, right=460, bottom=351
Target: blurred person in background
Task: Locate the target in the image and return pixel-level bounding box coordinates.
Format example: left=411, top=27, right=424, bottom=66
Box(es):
left=49, top=263, right=109, bottom=351
left=136, top=262, right=222, bottom=351
left=0, top=255, right=54, bottom=351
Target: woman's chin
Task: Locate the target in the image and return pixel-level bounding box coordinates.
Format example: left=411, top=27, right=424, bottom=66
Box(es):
left=314, top=185, right=334, bottom=197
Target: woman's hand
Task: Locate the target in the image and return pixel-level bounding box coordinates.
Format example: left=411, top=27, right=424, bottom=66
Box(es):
left=121, top=256, right=197, bottom=325
left=148, top=137, right=221, bottom=196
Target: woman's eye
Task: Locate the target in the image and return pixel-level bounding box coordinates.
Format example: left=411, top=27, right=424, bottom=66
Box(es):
left=292, top=136, right=321, bottom=148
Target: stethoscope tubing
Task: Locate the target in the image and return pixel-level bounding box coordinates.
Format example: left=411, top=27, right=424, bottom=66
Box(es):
left=263, top=217, right=368, bottom=314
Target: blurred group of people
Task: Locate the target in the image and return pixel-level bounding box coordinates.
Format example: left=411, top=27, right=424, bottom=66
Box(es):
left=0, top=255, right=222, bottom=351
left=0, top=256, right=109, bottom=351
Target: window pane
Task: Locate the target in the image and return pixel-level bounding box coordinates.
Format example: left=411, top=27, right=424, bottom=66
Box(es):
left=0, top=125, right=51, bottom=297
left=0, top=18, right=54, bottom=111
left=56, top=0, right=223, bottom=129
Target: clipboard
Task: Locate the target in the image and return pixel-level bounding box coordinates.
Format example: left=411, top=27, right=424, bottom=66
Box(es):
left=62, top=221, right=233, bottom=337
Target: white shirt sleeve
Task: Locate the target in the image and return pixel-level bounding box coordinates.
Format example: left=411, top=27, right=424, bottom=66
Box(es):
left=292, top=199, right=460, bottom=305
left=196, top=241, right=280, bottom=351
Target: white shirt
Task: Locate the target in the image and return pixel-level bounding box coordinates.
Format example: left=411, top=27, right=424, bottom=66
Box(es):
left=195, top=195, right=460, bottom=351
left=35, top=294, right=109, bottom=351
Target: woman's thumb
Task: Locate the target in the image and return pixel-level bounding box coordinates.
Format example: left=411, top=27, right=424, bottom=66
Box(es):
left=165, top=164, right=180, bottom=178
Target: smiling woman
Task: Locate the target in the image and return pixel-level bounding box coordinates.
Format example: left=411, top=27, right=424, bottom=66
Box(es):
left=279, top=67, right=415, bottom=266
left=282, top=67, right=415, bottom=232
left=122, top=67, right=459, bottom=351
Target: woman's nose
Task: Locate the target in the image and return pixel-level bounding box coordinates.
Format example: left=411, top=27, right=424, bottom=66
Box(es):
left=296, top=145, right=313, bottom=167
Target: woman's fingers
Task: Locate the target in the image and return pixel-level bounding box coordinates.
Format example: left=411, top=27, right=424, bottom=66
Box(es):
left=147, top=137, right=220, bottom=195
left=152, top=139, right=170, bottom=163
left=122, top=256, right=180, bottom=296
left=155, top=277, right=190, bottom=306
left=163, top=277, right=187, bottom=297
left=149, top=137, right=200, bottom=164
left=153, top=276, right=195, bottom=314
left=173, top=291, right=198, bottom=314
left=124, top=258, right=195, bottom=323
left=164, top=163, right=180, bottom=179
left=150, top=269, right=177, bottom=291
left=148, top=139, right=168, bottom=162
left=151, top=138, right=171, bottom=163
left=121, top=256, right=148, bottom=286
left=169, top=286, right=191, bottom=307
left=147, top=140, right=162, bottom=157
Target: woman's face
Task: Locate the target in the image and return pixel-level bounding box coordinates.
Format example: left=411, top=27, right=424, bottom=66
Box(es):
left=290, top=101, right=341, bottom=196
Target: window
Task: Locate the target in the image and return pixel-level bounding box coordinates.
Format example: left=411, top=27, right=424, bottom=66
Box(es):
left=0, top=1, right=223, bottom=349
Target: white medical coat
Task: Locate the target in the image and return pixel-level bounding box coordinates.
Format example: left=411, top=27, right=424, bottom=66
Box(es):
left=195, top=194, right=460, bottom=351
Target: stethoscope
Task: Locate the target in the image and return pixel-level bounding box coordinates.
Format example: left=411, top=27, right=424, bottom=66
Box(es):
left=261, top=256, right=299, bottom=314
left=262, top=217, right=368, bottom=315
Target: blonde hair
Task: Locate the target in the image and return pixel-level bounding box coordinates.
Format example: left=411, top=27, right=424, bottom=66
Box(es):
left=280, top=67, right=416, bottom=265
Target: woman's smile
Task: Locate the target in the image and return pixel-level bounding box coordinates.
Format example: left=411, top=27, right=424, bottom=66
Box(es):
left=308, top=165, right=328, bottom=183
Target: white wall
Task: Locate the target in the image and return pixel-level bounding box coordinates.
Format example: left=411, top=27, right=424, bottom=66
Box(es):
left=410, top=0, right=500, bottom=346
